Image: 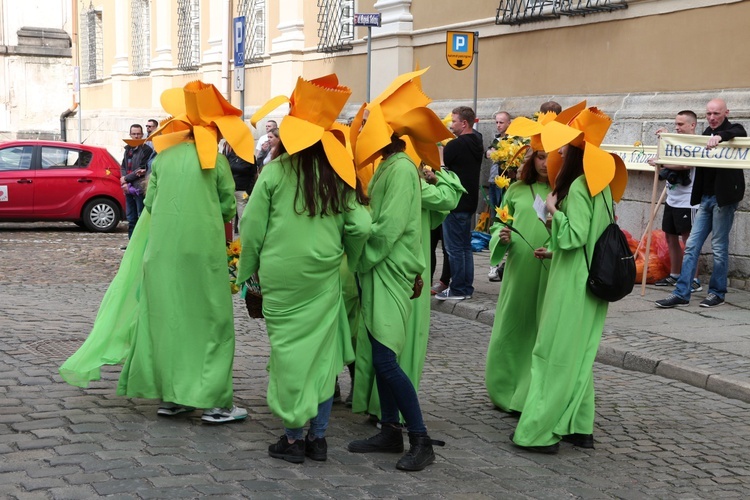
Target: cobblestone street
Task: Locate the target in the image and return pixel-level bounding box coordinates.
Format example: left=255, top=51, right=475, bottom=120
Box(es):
left=2, top=222, right=750, bottom=499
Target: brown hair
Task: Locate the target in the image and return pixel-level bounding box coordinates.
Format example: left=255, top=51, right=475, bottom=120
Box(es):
left=519, top=150, right=544, bottom=185
left=551, top=145, right=584, bottom=206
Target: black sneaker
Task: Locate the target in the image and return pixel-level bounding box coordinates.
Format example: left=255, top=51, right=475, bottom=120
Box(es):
left=305, top=435, right=327, bottom=461
left=348, top=424, right=404, bottom=453
left=333, top=380, right=342, bottom=403
left=396, top=433, right=445, bottom=471
left=700, top=293, right=724, bottom=308
left=654, top=275, right=678, bottom=286
left=691, top=279, right=703, bottom=292
left=268, top=435, right=305, bottom=464
left=655, top=294, right=689, bottom=308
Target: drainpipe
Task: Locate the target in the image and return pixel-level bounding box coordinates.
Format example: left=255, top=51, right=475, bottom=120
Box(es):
left=60, top=101, right=79, bottom=142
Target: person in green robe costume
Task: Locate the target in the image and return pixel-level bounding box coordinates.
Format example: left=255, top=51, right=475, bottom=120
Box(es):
left=485, top=149, right=552, bottom=414
left=509, top=105, right=628, bottom=453
left=353, top=167, right=465, bottom=418
left=60, top=81, right=256, bottom=424
left=237, top=74, right=371, bottom=464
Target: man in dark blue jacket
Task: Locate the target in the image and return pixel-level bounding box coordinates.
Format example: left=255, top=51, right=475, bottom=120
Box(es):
left=656, top=98, right=746, bottom=309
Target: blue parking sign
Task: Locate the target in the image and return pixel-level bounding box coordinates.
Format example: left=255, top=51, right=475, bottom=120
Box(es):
left=452, top=34, right=469, bottom=53
left=234, top=16, right=245, bottom=67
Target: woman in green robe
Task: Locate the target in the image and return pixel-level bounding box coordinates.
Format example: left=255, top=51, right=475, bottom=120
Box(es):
left=353, top=167, right=464, bottom=418
left=511, top=144, right=612, bottom=452
left=485, top=150, right=552, bottom=414
left=237, top=73, right=371, bottom=464
left=60, top=81, right=256, bottom=424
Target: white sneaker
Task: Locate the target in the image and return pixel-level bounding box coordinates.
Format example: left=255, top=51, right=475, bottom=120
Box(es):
left=201, top=405, right=248, bottom=424
left=488, top=266, right=499, bottom=282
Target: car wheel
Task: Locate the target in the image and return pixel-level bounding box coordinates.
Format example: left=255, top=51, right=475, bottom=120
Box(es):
left=82, top=198, right=120, bottom=232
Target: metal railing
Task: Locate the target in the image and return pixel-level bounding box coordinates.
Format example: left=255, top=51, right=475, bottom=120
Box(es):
left=80, top=2, right=103, bottom=83
left=316, top=0, right=355, bottom=54
left=496, top=0, right=628, bottom=26
left=177, top=0, right=200, bottom=71
left=131, top=0, right=151, bottom=76
left=238, top=0, right=265, bottom=64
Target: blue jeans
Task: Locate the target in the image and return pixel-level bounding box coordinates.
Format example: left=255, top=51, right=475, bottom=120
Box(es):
left=285, top=397, right=333, bottom=440
left=674, top=195, right=737, bottom=300
left=125, top=193, right=145, bottom=239
left=370, top=332, right=427, bottom=435
left=442, top=211, right=474, bottom=296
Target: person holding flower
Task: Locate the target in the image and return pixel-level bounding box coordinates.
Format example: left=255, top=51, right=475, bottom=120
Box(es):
left=237, top=75, right=371, bottom=464
left=507, top=104, right=628, bottom=453
left=485, top=143, right=552, bottom=416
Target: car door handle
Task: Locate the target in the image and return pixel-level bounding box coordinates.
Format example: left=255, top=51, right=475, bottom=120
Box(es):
left=77, top=179, right=93, bottom=183
left=17, top=179, right=32, bottom=184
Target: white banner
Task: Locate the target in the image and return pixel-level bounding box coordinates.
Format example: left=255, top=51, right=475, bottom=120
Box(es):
left=602, top=144, right=657, bottom=172
left=656, top=133, right=750, bottom=169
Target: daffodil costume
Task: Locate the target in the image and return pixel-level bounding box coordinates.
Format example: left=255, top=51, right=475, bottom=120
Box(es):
left=508, top=105, right=629, bottom=447
left=60, top=81, right=254, bottom=410
left=236, top=75, right=371, bottom=429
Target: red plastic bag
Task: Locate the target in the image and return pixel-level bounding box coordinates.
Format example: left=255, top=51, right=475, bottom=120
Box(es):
left=622, top=229, right=670, bottom=284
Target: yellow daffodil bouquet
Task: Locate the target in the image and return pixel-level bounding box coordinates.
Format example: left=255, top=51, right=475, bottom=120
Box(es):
left=490, top=135, right=529, bottom=187
left=495, top=204, right=547, bottom=269
left=227, top=238, right=242, bottom=294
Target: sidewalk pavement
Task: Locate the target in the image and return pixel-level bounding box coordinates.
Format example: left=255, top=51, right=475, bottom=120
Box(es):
left=432, top=248, right=750, bottom=404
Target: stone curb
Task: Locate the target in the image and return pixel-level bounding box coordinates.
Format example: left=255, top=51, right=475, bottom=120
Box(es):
left=432, top=297, right=750, bottom=404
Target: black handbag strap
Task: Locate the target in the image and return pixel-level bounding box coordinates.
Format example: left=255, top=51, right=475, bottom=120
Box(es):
left=583, top=192, right=615, bottom=270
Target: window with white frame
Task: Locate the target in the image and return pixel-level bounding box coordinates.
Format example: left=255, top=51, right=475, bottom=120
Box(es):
left=131, top=0, right=151, bottom=76
left=80, top=2, right=104, bottom=83
left=238, top=0, right=265, bottom=64
left=317, top=0, right=354, bottom=54
left=177, top=0, right=200, bottom=71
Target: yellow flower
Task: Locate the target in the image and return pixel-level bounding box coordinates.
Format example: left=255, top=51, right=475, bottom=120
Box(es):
left=633, top=141, right=642, bottom=147
left=227, top=239, right=242, bottom=256
left=230, top=282, right=240, bottom=294
left=495, top=205, right=514, bottom=224
left=494, top=175, right=510, bottom=189
left=229, top=257, right=239, bottom=267
left=242, top=192, right=249, bottom=200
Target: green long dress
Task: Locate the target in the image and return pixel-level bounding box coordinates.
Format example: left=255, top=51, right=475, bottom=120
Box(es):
left=352, top=152, right=425, bottom=413
left=236, top=153, right=371, bottom=429
left=353, top=168, right=464, bottom=416
left=512, top=176, right=611, bottom=447
left=485, top=180, right=551, bottom=413
left=61, top=142, right=238, bottom=410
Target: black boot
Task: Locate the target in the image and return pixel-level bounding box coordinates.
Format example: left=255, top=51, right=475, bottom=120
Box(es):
left=348, top=423, right=404, bottom=453
left=268, top=435, right=305, bottom=464
left=305, top=434, right=328, bottom=461
left=396, top=432, right=445, bottom=471
left=561, top=433, right=594, bottom=449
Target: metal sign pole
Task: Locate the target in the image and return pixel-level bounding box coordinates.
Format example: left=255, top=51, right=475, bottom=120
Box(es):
left=473, top=32, right=479, bottom=114
left=366, top=26, right=372, bottom=102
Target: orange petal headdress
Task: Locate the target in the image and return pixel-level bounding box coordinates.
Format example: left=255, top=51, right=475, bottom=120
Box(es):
left=250, top=74, right=355, bottom=188
left=351, top=67, right=454, bottom=177
left=144, top=81, right=255, bottom=170
left=507, top=101, right=627, bottom=201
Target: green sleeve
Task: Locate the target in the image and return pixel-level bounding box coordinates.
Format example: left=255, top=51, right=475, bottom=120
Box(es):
left=216, top=155, right=237, bottom=223
left=237, top=165, right=274, bottom=283
left=421, top=169, right=466, bottom=212
left=143, top=158, right=158, bottom=214
left=358, top=163, right=417, bottom=273
left=342, top=198, right=372, bottom=272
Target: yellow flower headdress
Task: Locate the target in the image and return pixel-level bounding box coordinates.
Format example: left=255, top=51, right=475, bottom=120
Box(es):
left=143, top=81, right=255, bottom=170
left=250, top=74, right=355, bottom=188
left=350, top=67, right=454, bottom=176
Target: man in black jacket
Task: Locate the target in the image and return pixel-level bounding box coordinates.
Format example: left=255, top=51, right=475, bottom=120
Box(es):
left=435, top=106, right=484, bottom=301
left=656, top=98, right=746, bottom=309
left=120, top=124, right=153, bottom=241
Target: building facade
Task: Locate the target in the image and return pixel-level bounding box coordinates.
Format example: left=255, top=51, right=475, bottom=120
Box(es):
left=8, top=0, right=750, bottom=283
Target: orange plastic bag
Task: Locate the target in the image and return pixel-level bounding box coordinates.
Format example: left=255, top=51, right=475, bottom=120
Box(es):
left=623, top=229, right=670, bottom=284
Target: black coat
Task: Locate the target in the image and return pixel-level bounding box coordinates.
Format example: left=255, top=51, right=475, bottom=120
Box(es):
left=691, top=118, right=747, bottom=207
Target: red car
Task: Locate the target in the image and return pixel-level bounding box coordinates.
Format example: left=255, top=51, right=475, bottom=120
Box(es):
left=0, top=140, right=126, bottom=232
